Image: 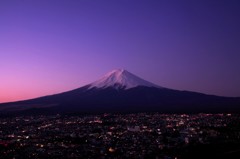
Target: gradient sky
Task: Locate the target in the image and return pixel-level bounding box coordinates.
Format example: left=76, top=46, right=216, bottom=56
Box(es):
left=1, top=0, right=240, bottom=103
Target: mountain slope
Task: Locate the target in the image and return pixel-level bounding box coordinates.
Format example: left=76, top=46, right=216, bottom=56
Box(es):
left=0, top=69, right=240, bottom=115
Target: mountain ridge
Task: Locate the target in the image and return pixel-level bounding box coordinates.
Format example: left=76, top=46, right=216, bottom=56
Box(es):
left=0, top=69, right=240, bottom=115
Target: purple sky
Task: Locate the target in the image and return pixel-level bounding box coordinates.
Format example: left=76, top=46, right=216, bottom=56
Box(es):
left=1, top=0, right=240, bottom=103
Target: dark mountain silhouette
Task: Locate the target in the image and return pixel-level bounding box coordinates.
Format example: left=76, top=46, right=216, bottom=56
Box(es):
left=0, top=69, right=240, bottom=115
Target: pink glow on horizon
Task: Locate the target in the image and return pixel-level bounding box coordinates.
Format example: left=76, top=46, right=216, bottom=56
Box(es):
left=0, top=82, right=87, bottom=103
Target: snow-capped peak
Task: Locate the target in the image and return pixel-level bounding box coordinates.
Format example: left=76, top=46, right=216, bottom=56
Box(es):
left=88, top=69, right=161, bottom=90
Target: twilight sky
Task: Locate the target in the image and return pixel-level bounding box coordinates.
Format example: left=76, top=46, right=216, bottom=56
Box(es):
left=1, top=0, right=240, bottom=103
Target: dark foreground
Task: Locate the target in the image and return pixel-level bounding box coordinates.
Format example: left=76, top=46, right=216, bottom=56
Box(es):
left=1, top=113, right=240, bottom=159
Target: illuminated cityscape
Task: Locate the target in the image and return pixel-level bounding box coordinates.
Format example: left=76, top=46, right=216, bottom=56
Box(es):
left=0, top=113, right=239, bottom=158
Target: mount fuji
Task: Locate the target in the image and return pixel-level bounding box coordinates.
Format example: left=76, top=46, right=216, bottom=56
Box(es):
left=0, top=69, right=240, bottom=115
left=89, top=69, right=161, bottom=90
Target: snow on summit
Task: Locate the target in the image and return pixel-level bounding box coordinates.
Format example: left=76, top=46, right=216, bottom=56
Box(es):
left=89, top=69, right=160, bottom=89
